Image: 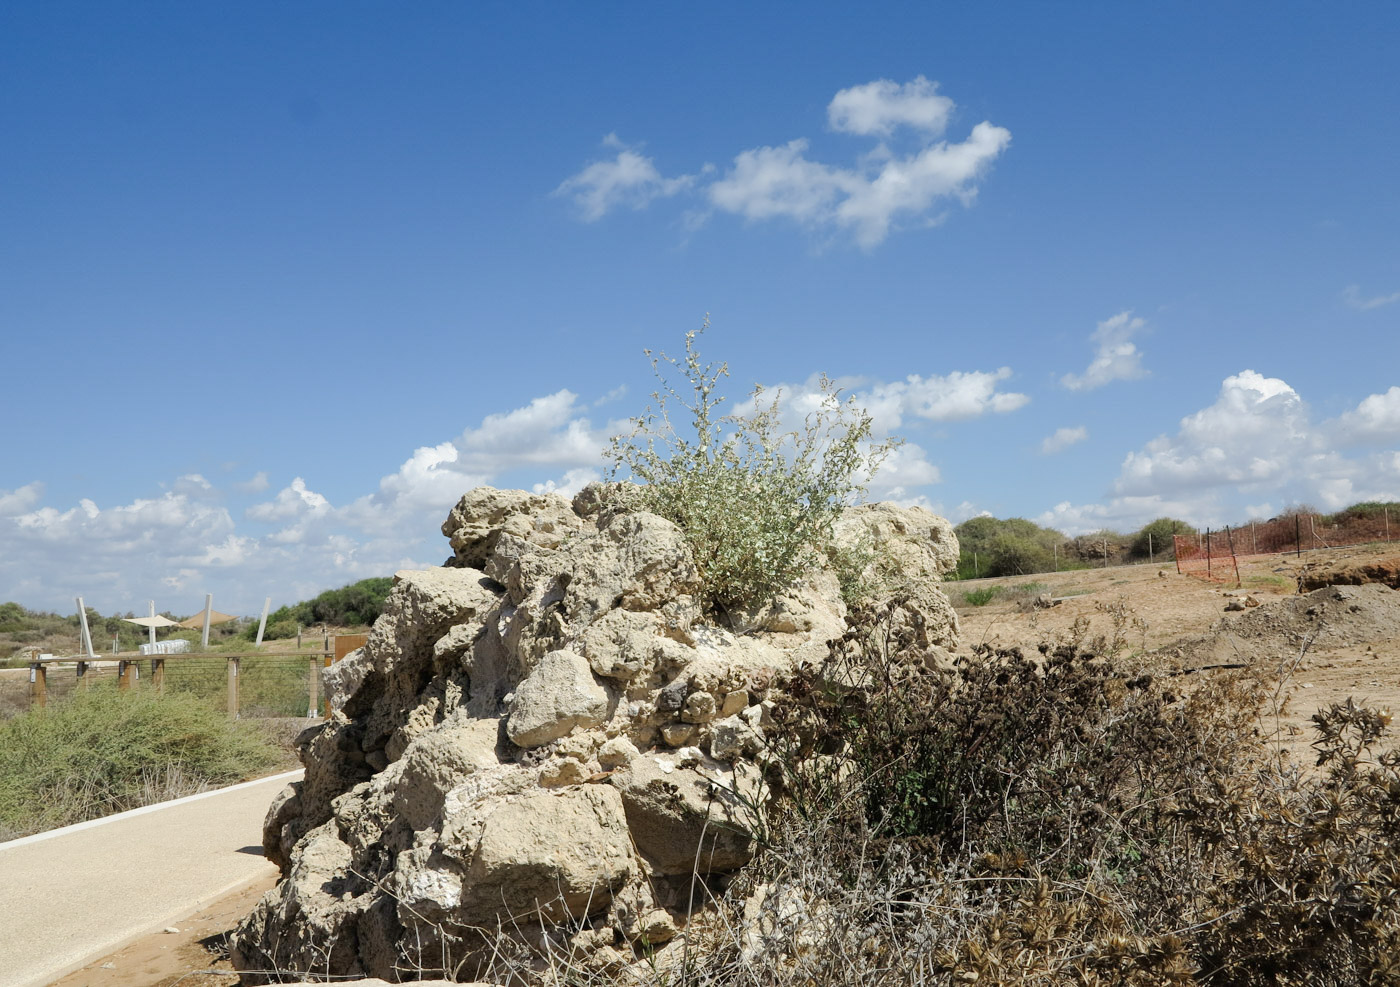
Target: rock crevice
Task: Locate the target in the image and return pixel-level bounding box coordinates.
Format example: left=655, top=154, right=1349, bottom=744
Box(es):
left=232, top=485, right=958, bottom=981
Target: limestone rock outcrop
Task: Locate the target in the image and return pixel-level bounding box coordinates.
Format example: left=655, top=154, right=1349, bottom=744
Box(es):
left=231, top=485, right=958, bottom=982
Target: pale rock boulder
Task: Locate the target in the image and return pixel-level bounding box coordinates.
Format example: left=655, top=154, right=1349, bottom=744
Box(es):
left=709, top=713, right=765, bottom=762
left=233, top=487, right=960, bottom=983
left=611, top=751, right=759, bottom=876
left=322, top=647, right=371, bottom=714
left=832, top=502, right=961, bottom=647
left=441, top=487, right=582, bottom=569
left=459, top=785, right=636, bottom=922
left=833, top=501, right=960, bottom=591
left=506, top=649, right=610, bottom=748
left=367, top=567, right=502, bottom=680
left=385, top=714, right=503, bottom=830
left=577, top=607, right=672, bottom=682
left=230, top=822, right=374, bottom=977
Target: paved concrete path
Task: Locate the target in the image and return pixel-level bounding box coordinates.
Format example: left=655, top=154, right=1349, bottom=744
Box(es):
left=0, top=769, right=301, bottom=987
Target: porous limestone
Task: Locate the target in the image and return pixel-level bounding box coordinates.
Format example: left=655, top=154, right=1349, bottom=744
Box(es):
left=231, top=483, right=958, bottom=982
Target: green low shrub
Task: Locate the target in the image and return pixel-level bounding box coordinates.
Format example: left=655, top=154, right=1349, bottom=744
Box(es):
left=1130, top=516, right=1196, bottom=559
left=0, top=688, right=281, bottom=840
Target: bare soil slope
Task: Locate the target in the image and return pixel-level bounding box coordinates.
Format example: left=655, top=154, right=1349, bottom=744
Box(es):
left=955, top=544, right=1400, bottom=760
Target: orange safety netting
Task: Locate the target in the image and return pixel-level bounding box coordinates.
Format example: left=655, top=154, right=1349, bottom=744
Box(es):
left=1174, top=532, right=1241, bottom=585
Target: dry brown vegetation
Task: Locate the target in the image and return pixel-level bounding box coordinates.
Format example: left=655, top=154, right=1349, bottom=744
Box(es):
left=67, top=545, right=1400, bottom=987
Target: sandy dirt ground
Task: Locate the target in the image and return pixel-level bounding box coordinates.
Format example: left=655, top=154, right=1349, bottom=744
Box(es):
left=46, top=876, right=275, bottom=987
left=953, top=543, right=1400, bottom=763
left=49, top=545, right=1400, bottom=986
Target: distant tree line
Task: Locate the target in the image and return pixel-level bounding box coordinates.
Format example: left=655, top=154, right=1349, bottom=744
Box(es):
left=247, top=577, right=393, bottom=641
left=953, top=499, right=1400, bottom=580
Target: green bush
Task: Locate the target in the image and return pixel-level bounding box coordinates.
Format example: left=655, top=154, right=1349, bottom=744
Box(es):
left=1130, top=516, right=1195, bottom=560
left=0, top=688, right=281, bottom=839
left=953, top=516, right=1064, bottom=578
left=608, top=321, right=894, bottom=621
left=246, top=577, right=392, bottom=640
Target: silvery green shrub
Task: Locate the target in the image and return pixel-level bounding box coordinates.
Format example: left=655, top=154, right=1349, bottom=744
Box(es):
left=608, top=319, right=894, bottom=622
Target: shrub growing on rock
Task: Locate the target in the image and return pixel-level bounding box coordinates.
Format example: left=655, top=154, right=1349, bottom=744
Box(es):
left=607, top=319, right=895, bottom=621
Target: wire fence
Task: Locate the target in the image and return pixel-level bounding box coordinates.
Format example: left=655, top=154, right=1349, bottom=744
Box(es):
left=0, top=653, right=331, bottom=721
left=1174, top=508, right=1398, bottom=586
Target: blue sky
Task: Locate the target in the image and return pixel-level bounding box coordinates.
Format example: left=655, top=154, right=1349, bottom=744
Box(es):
left=3, top=3, right=1398, bottom=617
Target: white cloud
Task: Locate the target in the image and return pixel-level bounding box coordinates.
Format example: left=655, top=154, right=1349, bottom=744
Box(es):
left=948, top=501, right=991, bottom=524
left=827, top=76, right=954, bottom=137
left=1041, top=426, right=1088, bottom=455
left=1335, top=386, right=1400, bottom=443
left=532, top=468, right=602, bottom=498
left=1038, top=373, right=1400, bottom=535
left=0, top=482, right=43, bottom=516
left=1061, top=311, right=1149, bottom=391
left=708, top=120, right=1010, bottom=249
left=235, top=471, right=270, bottom=493
left=0, top=367, right=1029, bottom=615
left=562, top=78, right=1011, bottom=248
left=1343, top=285, right=1400, bottom=311
left=246, top=477, right=331, bottom=522
left=1036, top=495, right=1208, bottom=536
left=555, top=134, right=694, bottom=221
left=864, top=443, right=942, bottom=503
left=856, top=369, right=1029, bottom=428
left=1116, top=371, right=1310, bottom=496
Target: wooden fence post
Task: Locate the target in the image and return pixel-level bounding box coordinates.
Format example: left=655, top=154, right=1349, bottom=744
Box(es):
left=151, top=658, right=165, bottom=695
left=227, top=657, right=240, bottom=718
left=29, top=663, right=46, bottom=708
left=117, top=660, right=138, bottom=691
left=76, top=659, right=89, bottom=691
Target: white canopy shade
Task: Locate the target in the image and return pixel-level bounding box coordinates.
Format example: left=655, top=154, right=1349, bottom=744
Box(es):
left=121, top=614, right=181, bottom=628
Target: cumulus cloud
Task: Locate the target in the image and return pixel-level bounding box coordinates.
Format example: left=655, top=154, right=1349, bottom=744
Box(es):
left=1, top=363, right=1031, bottom=615
left=1115, top=371, right=1310, bottom=497
left=1335, top=386, right=1400, bottom=444
left=863, top=442, right=942, bottom=504
left=561, top=78, right=1010, bottom=248
left=1041, top=426, right=1088, bottom=455
left=855, top=369, right=1029, bottom=428
left=246, top=477, right=331, bottom=523
left=0, top=482, right=44, bottom=516
left=555, top=134, right=695, bottom=221
left=1343, top=285, right=1400, bottom=311
left=1061, top=311, right=1149, bottom=391
left=708, top=119, right=1010, bottom=249
left=827, top=76, right=954, bottom=136
left=0, top=489, right=244, bottom=612
left=1037, top=373, right=1400, bottom=535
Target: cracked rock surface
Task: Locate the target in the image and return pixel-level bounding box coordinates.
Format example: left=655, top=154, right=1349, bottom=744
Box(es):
left=231, top=485, right=958, bottom=982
